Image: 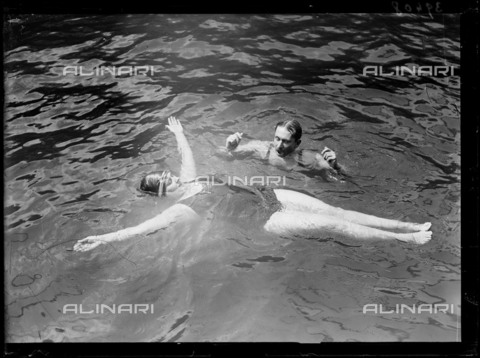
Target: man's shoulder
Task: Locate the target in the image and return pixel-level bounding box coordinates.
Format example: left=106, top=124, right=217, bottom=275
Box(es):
left=246, top=139, right=271, bottom=146
left=232, top=139, right=271, bottom=159
left=240, top=140, right=271, bottom=151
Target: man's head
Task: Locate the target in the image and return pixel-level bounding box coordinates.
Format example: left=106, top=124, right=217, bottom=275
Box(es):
left=273, top=119, right=302, bottom=157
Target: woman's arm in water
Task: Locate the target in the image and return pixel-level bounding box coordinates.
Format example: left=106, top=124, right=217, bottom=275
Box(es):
left=73, top=204, right=200, bottom=252
left=166, top=116, right=197, bottom=182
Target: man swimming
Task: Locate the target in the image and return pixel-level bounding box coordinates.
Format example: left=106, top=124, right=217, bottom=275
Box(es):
left=74, top=116, right=432, bottom=253
left=223, top=119, right=342, bottom=180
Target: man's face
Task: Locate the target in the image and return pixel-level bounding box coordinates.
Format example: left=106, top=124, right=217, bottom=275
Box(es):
left=273, top=126, right=300, bottom=157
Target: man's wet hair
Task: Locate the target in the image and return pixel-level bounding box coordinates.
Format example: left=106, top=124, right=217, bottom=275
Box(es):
left=275, top=119, right=302, bottom=142
left=140, top=171, right=171, bottom=196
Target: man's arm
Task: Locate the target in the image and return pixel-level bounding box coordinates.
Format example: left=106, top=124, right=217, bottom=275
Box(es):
left=296, top=147, right=344, bottom=181
left=74, top=204, right=200, bottom=252
left=230, top=140, right=270, bottom=158
left=217, top=131, right=270, bottom=159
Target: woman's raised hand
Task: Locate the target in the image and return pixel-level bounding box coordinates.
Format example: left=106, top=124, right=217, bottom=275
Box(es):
left=166, top=116, right=184, bottom=134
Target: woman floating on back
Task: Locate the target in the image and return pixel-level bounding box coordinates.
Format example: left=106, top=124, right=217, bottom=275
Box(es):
left=74, top=116, right=431, bottom=253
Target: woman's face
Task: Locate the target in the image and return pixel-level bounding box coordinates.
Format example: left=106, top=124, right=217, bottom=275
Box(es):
left=159, top=171, right=182, bottom=194
left=166, top=174, right=180, bottom=192
left=141, top=171, right=182, bottom=196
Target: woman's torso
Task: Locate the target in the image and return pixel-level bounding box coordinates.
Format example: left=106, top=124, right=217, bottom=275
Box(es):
left=178, top=180, right=283, bottom=228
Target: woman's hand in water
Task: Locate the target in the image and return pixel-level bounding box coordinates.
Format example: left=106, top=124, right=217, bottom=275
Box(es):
left=73, top=235, right=106, bottom=252
left=166, top=116, right=184, bottom=134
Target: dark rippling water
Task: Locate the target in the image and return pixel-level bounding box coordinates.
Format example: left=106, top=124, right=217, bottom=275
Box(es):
left=5, top=14, right=460, bottom=342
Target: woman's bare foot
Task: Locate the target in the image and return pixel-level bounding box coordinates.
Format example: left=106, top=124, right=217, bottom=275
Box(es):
left=416, top=222, right=432, bottom=231
left=396, top=230, right=432, bottom=244
left=397, top=221, right=432, bottom=232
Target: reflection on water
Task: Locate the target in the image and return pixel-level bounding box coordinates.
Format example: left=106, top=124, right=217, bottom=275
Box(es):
left=5, top=14, right=460, bottom=342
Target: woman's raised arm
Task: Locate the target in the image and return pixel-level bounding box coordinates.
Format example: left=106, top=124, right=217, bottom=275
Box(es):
left=166, top=116, right=197, bottom=182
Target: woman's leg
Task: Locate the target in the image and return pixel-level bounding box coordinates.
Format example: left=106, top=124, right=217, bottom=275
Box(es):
left=273, top=189, right=431, bottom=232
left=264, top=211, right=432, bottom=244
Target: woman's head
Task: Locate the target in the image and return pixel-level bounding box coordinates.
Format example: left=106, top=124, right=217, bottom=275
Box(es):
left=140, top=171, right=180, bottom=196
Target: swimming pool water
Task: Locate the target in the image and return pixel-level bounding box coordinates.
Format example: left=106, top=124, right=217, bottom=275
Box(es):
left=4, top=13, right=460, bottom=342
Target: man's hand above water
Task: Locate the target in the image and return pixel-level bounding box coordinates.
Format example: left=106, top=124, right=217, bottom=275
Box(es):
left=226, top=132, right=243, bottom=151
left=321, top=147, right=339, bottom=169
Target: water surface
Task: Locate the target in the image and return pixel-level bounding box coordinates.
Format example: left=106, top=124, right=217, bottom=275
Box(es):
left=4, top=13, right=460, bottom=342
